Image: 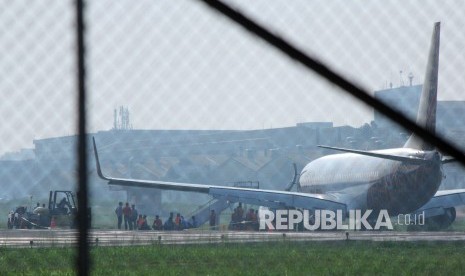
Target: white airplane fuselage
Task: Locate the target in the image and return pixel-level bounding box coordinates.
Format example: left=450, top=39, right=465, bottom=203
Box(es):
left=299, top=148, right=443, bottom=216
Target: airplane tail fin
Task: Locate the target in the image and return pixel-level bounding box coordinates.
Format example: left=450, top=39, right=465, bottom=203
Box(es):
left=403, top=22, right=440, bottom=150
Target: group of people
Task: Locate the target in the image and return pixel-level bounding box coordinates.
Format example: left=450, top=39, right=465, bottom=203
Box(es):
left=114, top=201, right=264, bottom=231
left=114, top=202, right=200, bottom=231
left=229, top=203, right=259, bottom=231
left=114, top=202, right=144, bottom=230
left=162, top=212, right=198, bottom=231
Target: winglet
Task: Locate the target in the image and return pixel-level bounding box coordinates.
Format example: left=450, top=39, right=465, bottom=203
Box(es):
left=92, top=137, right=109, bottom=180
left=442, top=157, right=457, bottom=164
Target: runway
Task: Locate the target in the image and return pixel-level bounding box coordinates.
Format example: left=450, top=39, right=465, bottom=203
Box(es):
left=1, top=229, right=465, bottom=248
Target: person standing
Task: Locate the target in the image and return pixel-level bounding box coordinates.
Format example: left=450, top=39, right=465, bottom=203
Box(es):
left=189, top=216, right=197, bottom=229
left=7, top=211, right=14, bottom=229
left=236, top=203, right=244, bottom=221
left=122, top=202, right=132, bottom=230
left=174, top=213, right=181, bottom=230
left=115, top=202, right=123, bottom=230
left=209, top=210, right=216, bottom=230
left=164, top=212, right=174, bottom=231
left=130, top=204, right=138, bottom=231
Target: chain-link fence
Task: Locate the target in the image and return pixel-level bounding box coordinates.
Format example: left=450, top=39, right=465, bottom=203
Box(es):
left=2, top=0, right=465, bottom=273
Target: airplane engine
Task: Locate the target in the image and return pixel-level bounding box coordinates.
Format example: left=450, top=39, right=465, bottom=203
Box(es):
left=421, top=207, right=456, bottom=230
left=425, top=207, right=456, bottom=230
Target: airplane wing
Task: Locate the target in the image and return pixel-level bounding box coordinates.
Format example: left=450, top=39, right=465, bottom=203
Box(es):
left=413, top=189, right=465, bottom=218
left=93, top=138, right=347, bottom=213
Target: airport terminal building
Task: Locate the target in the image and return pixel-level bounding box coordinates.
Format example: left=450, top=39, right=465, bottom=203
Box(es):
left=1, top=84, right=465, bottom=215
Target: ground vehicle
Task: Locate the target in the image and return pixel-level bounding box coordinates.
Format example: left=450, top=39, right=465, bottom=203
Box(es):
left=11, top=190, right=77, bottom=229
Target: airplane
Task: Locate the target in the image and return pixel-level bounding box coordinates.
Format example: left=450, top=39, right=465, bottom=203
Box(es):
left=93, top=22, right=465, bottom=229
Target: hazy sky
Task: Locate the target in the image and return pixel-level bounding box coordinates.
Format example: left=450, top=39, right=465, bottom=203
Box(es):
left=1, top=0, right=465, bottom=155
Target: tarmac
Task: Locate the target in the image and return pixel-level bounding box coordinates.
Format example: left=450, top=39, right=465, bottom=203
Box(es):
left=1, top=229, right=465, bottom=248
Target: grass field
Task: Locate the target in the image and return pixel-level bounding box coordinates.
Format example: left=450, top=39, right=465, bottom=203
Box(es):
left=1, top=241, right=464, bottom=275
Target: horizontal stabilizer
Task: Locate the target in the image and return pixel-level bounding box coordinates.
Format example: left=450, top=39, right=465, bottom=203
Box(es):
left=318, top=145, right=428, bottom=164
left=442, top=157, right=457, bottom=164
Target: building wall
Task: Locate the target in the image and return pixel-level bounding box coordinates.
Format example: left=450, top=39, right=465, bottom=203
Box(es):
left=374, top=85, right=422, bottom=129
